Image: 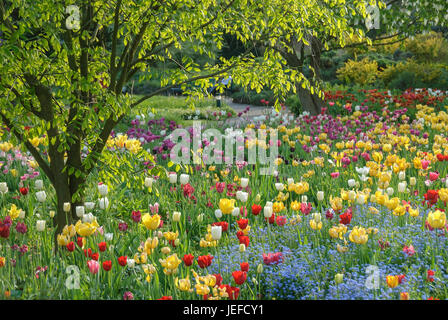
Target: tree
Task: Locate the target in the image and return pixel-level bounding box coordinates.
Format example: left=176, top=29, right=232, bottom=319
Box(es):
left=0, top=0, right=364, bottom=244
left=276, top=0, right=448, bottom=115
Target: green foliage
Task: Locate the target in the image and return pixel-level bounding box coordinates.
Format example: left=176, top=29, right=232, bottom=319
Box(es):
left=285, top=94, right=302, bottom=115
left=404, top=32, right=448, bottom=64
left=336, top=57, right=380, bottom=86
left=380, top=59, right=448, bottom=90
left=231, top=87, right=275, bottom=106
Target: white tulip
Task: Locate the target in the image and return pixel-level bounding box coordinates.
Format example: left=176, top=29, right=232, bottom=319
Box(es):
left=409, top=177, right=416, bottom=186
left=179, top=174, right=190, bottom=185
left=265, top=201, right=273, bottom=208
left=99, top=197, right=109, bottom=210
left=263, top=206, right=273, bottom=218
left=357, top=194, right=365, bottom=205
left=240, top=178, right=249, bottom=188
left=197, top=213, right=204, bottom=223
left=98, top=183, right=108, bottom=196
left=0, top=182, right=8, bottom=194
left=301, top=195, right=308, bottom=203
left=398, top=182, right=407, bottom=193
left=312, top=212, right=321, bottom=223
left=19, top=210, right=25, bottom=219
left=172, top=211, right=181, bottom=222
left=211, top=225, right=222, bottom=240
left=36, top=191, right=47, bottom=202
left=348, top=190, right=356, bottom=201
left=239, top=192, right=248, bottom=203
left=275, top=183, right=284, bottom=191
left=236, top=191, right=243, bottom=201
left=215, top=209, right=223, bottom=219
left=398, top=171, right=406, bottom=180
left=144, top=177, right=154, bottom=188
left=34, top=179, right=43, bottom=190
left=317, top=191, right=324, bottom=201
left=287, top=178, right=294, bottom=186
left=169, top=173, right=177, bottom=184
left=348, top=179, right=356, bottom=188
left=63, top=202, right=71, bottom=212
left=36, top=220, right=46, bottom=232
left=85, top=202, right=95, bottom=210
left=232, top=207, right=240, bottom=217
left=82, top=213, right=94, bottom=223
left=127, top=259, right=135, bottom=268
left=386, top=187, right=394, bottom=196
left=105, top=233, right=114, bottom=241
left=76, top=206, right=85, bottom=218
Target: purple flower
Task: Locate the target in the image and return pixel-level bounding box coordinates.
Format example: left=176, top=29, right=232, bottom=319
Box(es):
left=15, top=222, right=27, bottom=234
left=118, top=222, right=128, bottom=232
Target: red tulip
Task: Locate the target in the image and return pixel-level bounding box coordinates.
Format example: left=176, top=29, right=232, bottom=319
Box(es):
left=183, top=254, right=194, bottom=267
left=238, top=235, right=250, bottom=247
left=251, top=204, right=262, bottom=216
left=197, top=255, right=214, bottom=268
left=102, top=260, right=112, bottom=271
left=240, top=262, right=249, bottom=272
left=19, top=187, right=29, bottom=195
left=98, top=242, right=107, bottom=252
left=66, top=241, right=75, bottom=252
left=118, top=256, right=127, bottom=267
left=232, top=270, right=247, bottom=285
left=237, top=219, right=248, bottom=230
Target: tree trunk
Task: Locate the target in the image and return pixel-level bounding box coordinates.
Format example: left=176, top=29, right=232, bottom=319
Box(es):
left=279, top=35, right=325, bottom=115
left=297, top=83, right=325, bottom=115
left=53, top=180, right=73, bottom=249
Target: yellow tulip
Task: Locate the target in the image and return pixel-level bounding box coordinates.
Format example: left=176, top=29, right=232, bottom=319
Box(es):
left=272, top=201, right=285, bottom=213
left=175, top=277, right=192, bottom=292
left=75, top=219, right=99, bottom=237
left=310, top=219, right=322, bottom=231
left=408, top=207, right=419, bottom=217
left=62, top=224, right=76, bottom=237
left=386, top=275, right=399, bottom=288
left=349, top=226, right=368, bottom=245
left=141, top=213, right=161, bottom=230
left=57, top=234, right=70, bottom=246
left=290, top=200, right=301, bottom=211
left=427, top=210, right=446, bottom=229
left=8, top=204, right=21, bottom=220
left=219, top=198, right=235, bottom=215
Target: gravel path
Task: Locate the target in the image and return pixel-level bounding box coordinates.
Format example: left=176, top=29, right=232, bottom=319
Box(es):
left=222, top=96, right=294, bottom=126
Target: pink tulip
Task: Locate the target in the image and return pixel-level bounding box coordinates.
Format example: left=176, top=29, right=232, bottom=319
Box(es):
left=331, top=172, right=340, bottom=179
left=421, top=160, right=430, bottom=170
left=403, top=245, right=415, bottom=257
left=429, top=172, right=439, bottom=181
left=87, top=260, right=99, bottom=274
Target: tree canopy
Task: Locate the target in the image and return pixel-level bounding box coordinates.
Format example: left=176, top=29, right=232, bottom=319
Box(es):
left=0, top=0, right=378, bottom=235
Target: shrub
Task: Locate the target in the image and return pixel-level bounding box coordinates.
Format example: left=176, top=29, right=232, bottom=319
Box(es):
left=336, top=57, right=380, bottom=86
left=404, top=32, right=448, bottom=64
left=380, top=59, right=448, bottom=90
left=285, top=94, right=302, bottom=115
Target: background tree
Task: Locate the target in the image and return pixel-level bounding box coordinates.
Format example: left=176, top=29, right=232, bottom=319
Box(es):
left=275, top=0, right=448, bottom=115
